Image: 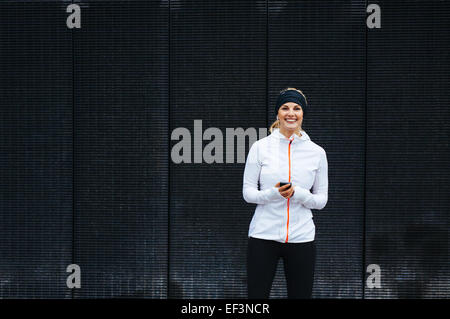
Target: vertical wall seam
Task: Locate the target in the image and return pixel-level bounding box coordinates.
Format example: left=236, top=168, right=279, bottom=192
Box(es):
left=363, top=0, right=368, bottom=299
left=167, top=0, right=171, bottom=299
left=71, top=0, right=75, bottom=300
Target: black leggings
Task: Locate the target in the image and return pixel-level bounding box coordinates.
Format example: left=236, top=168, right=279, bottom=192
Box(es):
left=247, top=236, right=315, bottom=299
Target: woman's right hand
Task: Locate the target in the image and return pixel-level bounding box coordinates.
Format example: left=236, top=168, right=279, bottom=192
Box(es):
left=275, top=182, right=294, bottom=199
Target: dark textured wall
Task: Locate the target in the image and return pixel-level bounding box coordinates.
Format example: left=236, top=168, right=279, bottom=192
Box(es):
left=0, top=0, right=448, bottom=299
left=0, top=2, right=73, bottom=298
left=365, top=0, right=449, bottom=298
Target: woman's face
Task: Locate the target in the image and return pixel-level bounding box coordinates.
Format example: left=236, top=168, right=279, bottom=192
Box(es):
left=278, top=102, right=303, bottom=131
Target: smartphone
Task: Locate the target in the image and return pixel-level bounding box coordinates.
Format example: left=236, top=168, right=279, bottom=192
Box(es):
left=280, top=182, right=291, bottom=188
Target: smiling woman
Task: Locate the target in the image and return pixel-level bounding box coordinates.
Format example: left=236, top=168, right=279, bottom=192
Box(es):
left=243, top=87, right=328, bottom=299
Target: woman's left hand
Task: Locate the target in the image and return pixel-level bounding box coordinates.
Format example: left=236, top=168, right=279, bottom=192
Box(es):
left=280, top=183, right=295, bottom=199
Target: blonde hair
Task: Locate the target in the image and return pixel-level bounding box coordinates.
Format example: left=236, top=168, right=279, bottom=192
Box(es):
left=269, top=87, right=307, bottom=136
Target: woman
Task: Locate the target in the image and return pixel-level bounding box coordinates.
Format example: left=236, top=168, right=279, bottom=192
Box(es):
left=242, top=87, right=328, bottom=299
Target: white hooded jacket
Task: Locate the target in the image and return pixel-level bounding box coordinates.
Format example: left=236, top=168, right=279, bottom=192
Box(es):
left=242, top=127, right=328, bottom=243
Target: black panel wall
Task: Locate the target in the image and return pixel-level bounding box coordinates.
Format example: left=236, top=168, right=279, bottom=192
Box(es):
left=73, top=1, right=168, bottom=298
left=169, top=0, right=267, bottom=298
left=0, top=0, right=448, bottom=299
left=0, top=3, right=73, bottom=298
left=268, top=1, right=366, bottom=298
left=365, top=0, right=449, bottom=298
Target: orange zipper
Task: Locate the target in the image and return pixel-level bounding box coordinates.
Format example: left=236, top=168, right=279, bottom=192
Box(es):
left=285, top=138, right=293, bottom=243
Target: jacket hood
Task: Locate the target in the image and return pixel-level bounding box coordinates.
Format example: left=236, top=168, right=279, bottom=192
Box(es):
left=270, top=128, right=310, bottom=143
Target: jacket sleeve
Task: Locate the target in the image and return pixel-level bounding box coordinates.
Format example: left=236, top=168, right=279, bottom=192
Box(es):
left=291, top=150, right=328, bottom=210
left=242, top=142, right=285, bottom=204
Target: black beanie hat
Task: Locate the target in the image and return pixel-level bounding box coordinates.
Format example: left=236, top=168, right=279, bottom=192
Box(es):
left=275, top=89, right=308, bottom=118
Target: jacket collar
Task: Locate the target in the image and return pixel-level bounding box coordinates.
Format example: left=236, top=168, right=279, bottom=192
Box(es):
left=271, top=128, right=310, bottom=143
